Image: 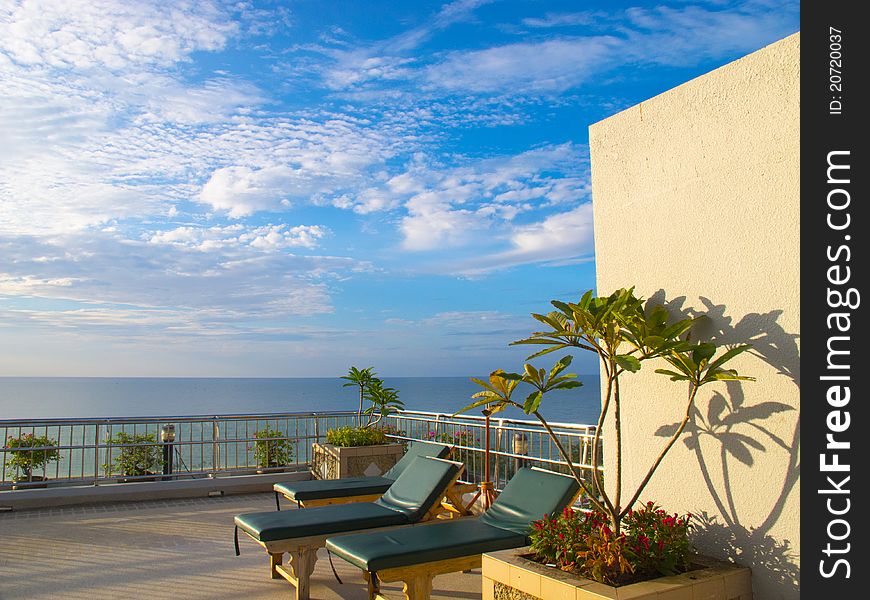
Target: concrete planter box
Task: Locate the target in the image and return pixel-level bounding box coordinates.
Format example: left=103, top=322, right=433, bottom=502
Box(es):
left=11, top=476, right=48, bottom=490
left=311, top=442, right=403, bottom=480
left=482, top=547, right=752, bottom=600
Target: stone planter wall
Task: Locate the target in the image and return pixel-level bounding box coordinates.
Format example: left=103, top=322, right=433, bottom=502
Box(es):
left=482, top=547, right=752, bottom=600
left=311, top=442, right=404, bottom=480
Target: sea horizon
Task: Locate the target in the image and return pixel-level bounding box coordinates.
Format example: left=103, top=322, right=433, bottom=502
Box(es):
left=0, top=374, right=602, bottom=425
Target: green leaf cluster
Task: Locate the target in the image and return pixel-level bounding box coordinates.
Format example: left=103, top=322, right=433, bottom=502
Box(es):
left=252, top=427, right=294, bottom=468
left=326, top=426, right=389, bottom=448
left=341, top=366, right=405, bottom=428
left=4, top=433, right=62, bottom=477
left=104, top=432, right=163, bottom=477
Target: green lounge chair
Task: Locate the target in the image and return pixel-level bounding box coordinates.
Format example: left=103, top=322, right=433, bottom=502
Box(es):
left=234, top=455, right=464, bottom=600
left=325, top=467, right=581, bottom=600
left=273, top=442, right=451, bottom=510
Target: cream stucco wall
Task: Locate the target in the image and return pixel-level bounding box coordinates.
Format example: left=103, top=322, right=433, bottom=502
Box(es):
left=589, top=33, right=799, bottom=600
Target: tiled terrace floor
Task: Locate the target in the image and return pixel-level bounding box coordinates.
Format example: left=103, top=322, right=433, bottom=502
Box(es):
left=0, top=493, right=482, bottom=600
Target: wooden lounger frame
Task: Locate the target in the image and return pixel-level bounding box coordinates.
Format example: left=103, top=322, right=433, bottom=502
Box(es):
left=242, top=460, right=466, bottom=600
left=367, top=554, right=483, bottom=600
left=360, top=488, right=583, bottom=600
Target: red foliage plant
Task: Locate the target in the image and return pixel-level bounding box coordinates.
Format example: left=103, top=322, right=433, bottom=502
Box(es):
left=529, top=502, right=693, bottom=586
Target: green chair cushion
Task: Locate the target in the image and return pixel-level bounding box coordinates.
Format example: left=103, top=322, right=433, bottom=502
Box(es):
left=325, top=467, right=580, bottom=573
left=274, top=476, right=394, bottom=502
left=382, top=442, right=451, bottom=480
left=325, top=519, right=526, bottom=572
left=479, top=467, right=580, bottom=535
left=236, top=456, right=460, bottom=543
left=374, top=456, right=460, bottom=521
left=271, top=442, right=450, bottom=502
left=235, top=502, right=407, bottom=542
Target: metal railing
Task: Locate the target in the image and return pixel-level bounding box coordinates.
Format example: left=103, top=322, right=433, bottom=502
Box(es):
left=387, top=411, right=597, bottom=491
left=1, top=410, right=600, bottom=491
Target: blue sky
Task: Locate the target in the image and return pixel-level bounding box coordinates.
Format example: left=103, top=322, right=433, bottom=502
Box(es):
left=0, top=0, right=798, bottom=377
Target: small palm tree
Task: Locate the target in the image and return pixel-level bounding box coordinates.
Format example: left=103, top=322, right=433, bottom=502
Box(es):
left=341, top=366, right=377, bottom=427
left=363, top=379, right=405, bottom=427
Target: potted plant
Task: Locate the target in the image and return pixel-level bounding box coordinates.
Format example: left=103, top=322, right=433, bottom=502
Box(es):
left=312, top=367, right=405, bottom=480
left=429, top=428, right=485, bottom=478
left=104, top=432, right=164, bottom=482
left=4, top=432, right=61, bottom=488
left=251, top=426, right=295, bottom=473
left=463, top=288, right=755, bottom=598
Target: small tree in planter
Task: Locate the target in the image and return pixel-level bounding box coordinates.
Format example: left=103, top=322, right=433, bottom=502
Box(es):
left=313, top=369, right=406, bottom=479
left=460, top=287, right=754, bottom=533
left=4, top=433, right=61, bottom=482
left=341, top=366, right=377, bottom=427
left=104, top=432, right=163, bottom=480
left=252, top=427, right=294, bottom=471
left=340, top=366, right=405, bottom=429
left=362, top=378, right=405, bottom=427
left=466, top=288, right=756, bottom=593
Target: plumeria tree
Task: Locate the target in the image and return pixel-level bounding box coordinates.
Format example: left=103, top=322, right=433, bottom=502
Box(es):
left=459, top=288, right=754, bottom=532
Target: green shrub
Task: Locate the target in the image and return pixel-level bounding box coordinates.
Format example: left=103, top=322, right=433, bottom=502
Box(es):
left=4, top=433, right=61, bottom=480
left=326, top=426, right=389, bottom=447
left=105, top=432, right=163, bottom=477
left=252, top=427, right=294, bottom=468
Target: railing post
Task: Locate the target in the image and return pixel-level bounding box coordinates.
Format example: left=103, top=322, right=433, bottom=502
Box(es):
left=494, top=420, right=505, bottom=488
left=94, top=423, right=100, bottom=486
left=212, top=417, right=220, bottom=475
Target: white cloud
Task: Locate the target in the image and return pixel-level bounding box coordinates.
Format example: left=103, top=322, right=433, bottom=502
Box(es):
left=148, top=224, right=328, bottom=251
left=0, top=0, right=237, bottom=71
left=197, top=119, right=396, bottom=215
left=0, top=230, right=358, bottom=324
left=421, top=2, right=797, bottom=95
left=199, top=166, right=298, bottom=217
left=451, top=203, right=595, bottom=275
left=401, top=202, right=482, bottom=251
left=620, top=4, right=799, bottom=66
left=521, top=12, right=601, bottom=28
left=508, top=202, right=594, bottom=258
left=425, top=37, right=619, bottom=94
left=141, top=76, right=265, bottom=124
left=313, top=0, right=494, bottom=91
left=388, top=144, right=590, bottom=251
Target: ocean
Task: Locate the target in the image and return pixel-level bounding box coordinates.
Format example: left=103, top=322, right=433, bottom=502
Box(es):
left=0, top=376, right=601, bottom=425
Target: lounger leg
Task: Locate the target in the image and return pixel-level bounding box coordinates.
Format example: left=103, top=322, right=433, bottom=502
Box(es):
left=401, top=575, right=434, bottom=600
left=365, top=571, right=380, bottom=600
left=288, top=546, right=318, bottom=600
left=269, top=552, right=283, bottom=579
left=444, top=489, right=467, bottom=518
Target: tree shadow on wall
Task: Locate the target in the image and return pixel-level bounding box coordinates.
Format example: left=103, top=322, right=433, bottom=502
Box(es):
left=694, top=511, right=800, bottom=595
left=648, top=291, right=800, bottom=598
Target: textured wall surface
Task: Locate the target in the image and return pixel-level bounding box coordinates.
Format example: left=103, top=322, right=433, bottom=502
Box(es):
left=589, top=33, right=800, bottom=600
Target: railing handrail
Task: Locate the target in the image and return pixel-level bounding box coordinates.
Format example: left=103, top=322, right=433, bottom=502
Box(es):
left=392, top=411, right=596, bottom=433
left=0, top=409, right=597, bottom=430
left=0, top=411, right=358, bottom=427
